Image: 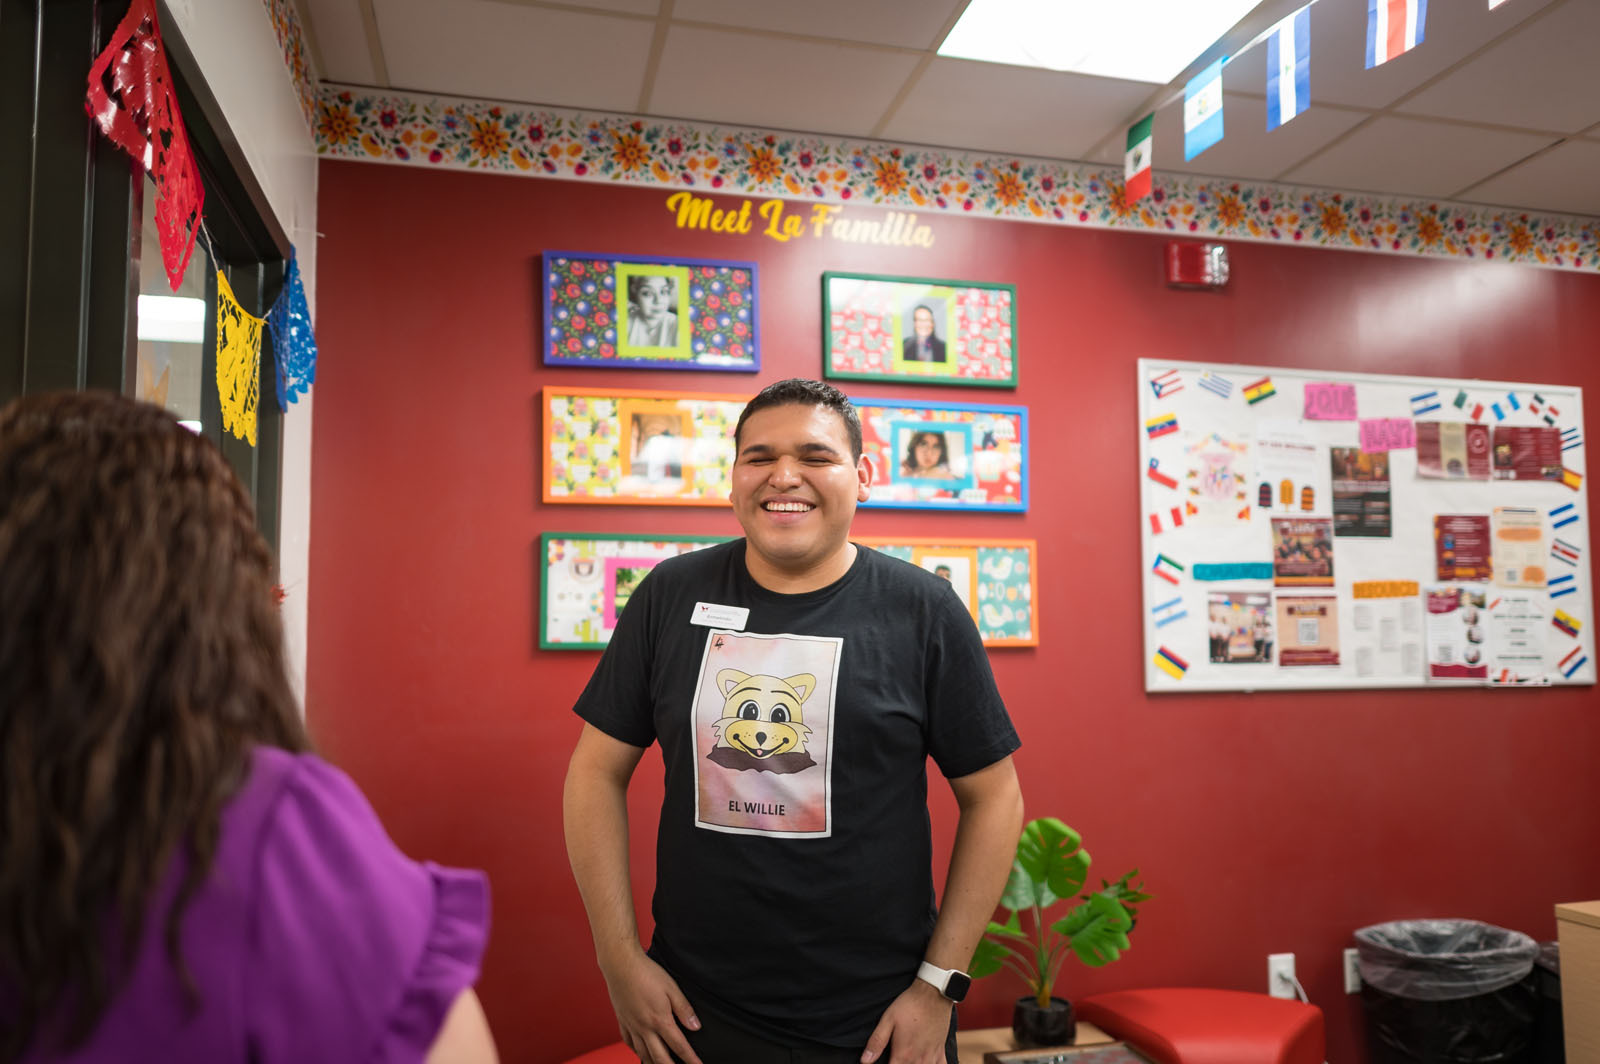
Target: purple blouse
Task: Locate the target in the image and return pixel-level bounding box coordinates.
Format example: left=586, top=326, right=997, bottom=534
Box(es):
left=24, top=746, right=490, bottom=1062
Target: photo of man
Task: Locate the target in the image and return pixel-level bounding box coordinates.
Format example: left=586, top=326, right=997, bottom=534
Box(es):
left=628, top=412, right=685, bottom=483
left=902, top=301, right=947, bottom=363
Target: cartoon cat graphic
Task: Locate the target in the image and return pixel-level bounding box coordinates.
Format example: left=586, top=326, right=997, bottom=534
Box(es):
left=707, top=669, right=817, bottom=774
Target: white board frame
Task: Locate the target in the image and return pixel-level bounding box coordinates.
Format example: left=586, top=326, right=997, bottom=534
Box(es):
left=1138, top=358, right=1592, bottom=692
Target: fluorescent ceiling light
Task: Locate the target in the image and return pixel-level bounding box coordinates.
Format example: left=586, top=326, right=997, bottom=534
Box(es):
left=136, top=295, right=206, bottom=344
left=939, top=0, right=1261, bottom=84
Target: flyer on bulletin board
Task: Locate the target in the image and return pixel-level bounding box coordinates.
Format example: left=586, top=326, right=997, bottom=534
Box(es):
left=1491, top=507, right=1546, bottom=588
left=1487, top=593, right=1546, bottom=684
left=1275, top=594, right=1340, bottom=666
left=1330, top=447, right=1392, bottom=538
left=1272, top=517, right=1334, bottom=586
left=1426, top=586, right=1489, bottom=680
left=1434, top=514, right=1492, bottom=581
left=1416, top=422, right=1491, bottom=480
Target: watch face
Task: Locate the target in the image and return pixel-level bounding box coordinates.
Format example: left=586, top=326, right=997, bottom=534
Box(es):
left=945, top=971, right=971, bottom=1002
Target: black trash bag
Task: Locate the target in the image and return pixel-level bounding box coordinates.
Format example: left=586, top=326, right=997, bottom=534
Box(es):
left=1356, top=919, right=1540, bottom=1064
left=1532, top=942, right=1563, bottom=1064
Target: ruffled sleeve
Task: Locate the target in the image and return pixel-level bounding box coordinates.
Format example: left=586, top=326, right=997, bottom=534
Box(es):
left=245, top=753, right=490, bottom=1063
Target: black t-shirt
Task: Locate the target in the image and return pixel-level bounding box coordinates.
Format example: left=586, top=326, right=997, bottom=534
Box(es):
left=573, top=540, right=1020, bottom=1046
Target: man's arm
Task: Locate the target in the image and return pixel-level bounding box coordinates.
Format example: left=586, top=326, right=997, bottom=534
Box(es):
left=862, top=755, right=1024, bottom=1064
left=563, top=723, right=703, bottom=1064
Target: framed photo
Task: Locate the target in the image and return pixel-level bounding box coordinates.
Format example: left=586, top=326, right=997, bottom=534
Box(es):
left=862, top=538, right=1039, bottom=646
left=544, top=251, right=759, bottom=371
left=855, top=397, right=1028, bottom=511
left=540, top=532, right=729, bottom=649
left=543, top=386, right=747, bottom=505
left=823, top=271, right=1016, bottom=387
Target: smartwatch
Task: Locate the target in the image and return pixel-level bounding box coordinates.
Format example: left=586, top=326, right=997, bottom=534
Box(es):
left=916, top=960, right=972, bottom=1003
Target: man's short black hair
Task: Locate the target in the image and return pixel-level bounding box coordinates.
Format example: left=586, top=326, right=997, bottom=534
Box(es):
left=734, top=378, right=862, bottom=460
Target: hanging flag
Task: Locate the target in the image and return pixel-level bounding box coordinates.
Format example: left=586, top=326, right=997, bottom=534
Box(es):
left=1125, top=113, right=1154, bottom=203
left=1146, top=412, right=1179, bottom=439
left=1562, top=468, right=1583, bottom=491
left=84, top=0, right=204, bottom=290
left=1409, top=390, right=1441, bottom=416
left=1453, top=389, right=1468, bottom=409
left=1243, top=377, right=1276, bottom=404
left=1552, top=610, right=1582, bottom=638
left=1147, top=458, right=1179, bottom=489
left=1266, top=7, right=1311, bottom=130
left=1152, top=554, right=1185, bottom=584
left=1184, top=58, right=1225, bottom=161
left=1153, top=646, right=1190, bottom=679
left=1548, top=574, right=1576, bottom=599
left=1551, top=538, right=1581, bottom=566
left=266, top=247, right=318, bottom=409
left=1151, top=596, right=1188, bottom=628
left=1549, top=503, right=1579, bottom=530
left=1197, top=372, right=1233, bottom=399
left=1367, top=0, right=1429, bottom=68
left=1149, top=368, right=1183, bottom=398
left=1558, top=645, right=1587, bottom=679
left=217, top=270, right=264, bottom=446
left=1561, top=427, right=1583, bottom=451
left=1470, top=402, right=1485, bottom=422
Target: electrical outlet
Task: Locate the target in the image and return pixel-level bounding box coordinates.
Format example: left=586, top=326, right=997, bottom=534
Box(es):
left=1345, top=948, right=1362, bottom=993
left=1268, top=952, right=1296, bottom=999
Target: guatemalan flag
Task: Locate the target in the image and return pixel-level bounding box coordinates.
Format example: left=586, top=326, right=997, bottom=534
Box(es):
left=1267, top=7, right=1310, bottom=130
left=1367, top=0, right=1428, bottom=68
left=1183, top=58, right=1225, bottom=161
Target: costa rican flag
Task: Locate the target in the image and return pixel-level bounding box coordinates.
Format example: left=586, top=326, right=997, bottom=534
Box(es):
left=1410, top=390, right=1441, bottom=416
left=1266, top=8, right=1310, bottom=131
left=1367, top=0, right=1428, bottom=68
left=1561, top=427, right=1582, bottom=451
left=1558, top=646, right=1587, bottom=680
left=1551, top=538, right=1581, bottom=566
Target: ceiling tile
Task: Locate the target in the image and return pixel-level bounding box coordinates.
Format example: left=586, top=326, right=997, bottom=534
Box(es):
left=1280, top=116, right=1556, bottom=199
left=1458, top=138, right=1600, bottom=216
left=881, top=58, right=1155, bottom=161
left=1145, top=93, right=1370, bottom=183
left=303, top=0, right=377, bottom=84
left=1296, top=0, right=1558, bottom=110
left=373, top=0, right=652, bottom=111
left=650, top=26, right=919, bottom=137
left=674, top=0, right=959, bottom=48
left=1396, top=0, right=1600, bottom=135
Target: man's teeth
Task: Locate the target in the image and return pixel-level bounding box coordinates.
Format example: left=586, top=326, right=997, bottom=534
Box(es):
left=765, top=501, right=813, bottom=512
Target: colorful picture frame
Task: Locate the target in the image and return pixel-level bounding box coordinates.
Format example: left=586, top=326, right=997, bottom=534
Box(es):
left=540, top=532, right=728, bottom=648
left=541, top=533, right=1037, bottom=649
left=823, top=271, right=1017, bottom=388
left=861, top=538, right=1039, bottom=646
left=544, top=251, right=759, bottom=371
left=543, top=386, right=748, bottom=505
left=855, top=397, right=1028, bottom=511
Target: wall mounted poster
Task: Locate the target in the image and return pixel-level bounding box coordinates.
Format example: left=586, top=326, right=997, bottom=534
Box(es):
left=541, top=534, right=1038, bottom=649
left=822, top=272, right=1017, bottom=388
left=543, top=252, right=759, bottom=371
left=1138, top=358, right=1591, bottom=692
left=542, top=386, right=747, bottom=505
left=861, top=538, right=1038, bottom=646
left=855, top=398, right=1027, bottom=511
left=540, top=533, right=726, bottom=648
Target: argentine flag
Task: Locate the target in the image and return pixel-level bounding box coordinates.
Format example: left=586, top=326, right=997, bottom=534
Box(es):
left=1183, top=58, right=1225, bottom=161
left=1266, top=8, right=1310, bottom=131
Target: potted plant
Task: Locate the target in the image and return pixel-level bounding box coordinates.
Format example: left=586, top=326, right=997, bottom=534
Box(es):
left=968, top=817, right=1150, bottom=1047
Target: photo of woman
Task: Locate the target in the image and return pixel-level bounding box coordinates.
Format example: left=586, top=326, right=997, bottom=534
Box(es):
left=900, top=430, right=952, bottom=478
left=626, top=274, right=678, bottom=348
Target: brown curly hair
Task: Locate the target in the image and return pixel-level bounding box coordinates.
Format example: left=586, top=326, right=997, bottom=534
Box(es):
left=0, top=392, right=308, bottom=1059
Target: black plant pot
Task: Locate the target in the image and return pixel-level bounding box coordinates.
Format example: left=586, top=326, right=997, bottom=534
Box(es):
left=1012, top=995, right=1076, bottom=1047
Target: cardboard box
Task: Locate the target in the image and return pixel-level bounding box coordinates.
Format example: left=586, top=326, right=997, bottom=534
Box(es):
left=1557, top=899, right=1600, bottom=1063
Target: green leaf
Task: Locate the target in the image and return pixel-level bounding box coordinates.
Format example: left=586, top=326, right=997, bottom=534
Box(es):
left=969, top=936, right=1009, bottom=979
left=1004, top=818, right=1089, bottom=910
left=985, top=911, right=1026, bottom=940
left=1053, top=893, right=1133, bottom=967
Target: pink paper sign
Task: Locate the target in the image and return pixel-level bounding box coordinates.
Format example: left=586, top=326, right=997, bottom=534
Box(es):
left=1305, top=382, right=1357, bottom=420
left=1360, top=417, right=1416, bottom=453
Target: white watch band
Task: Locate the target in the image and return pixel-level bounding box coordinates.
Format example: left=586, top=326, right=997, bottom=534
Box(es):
left=917, top=960, right=959, bottom=994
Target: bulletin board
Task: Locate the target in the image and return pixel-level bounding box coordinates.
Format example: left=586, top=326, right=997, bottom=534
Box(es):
left=1137, top=359, right=1591, bottom=692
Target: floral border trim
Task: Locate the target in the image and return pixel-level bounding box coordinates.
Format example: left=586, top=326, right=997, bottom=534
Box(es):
left=261, top=0, right=317, bottom=132
left=316, top=84, right=1600, bottom=274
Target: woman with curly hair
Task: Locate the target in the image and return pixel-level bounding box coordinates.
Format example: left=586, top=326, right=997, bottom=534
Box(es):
left=0, top=392, right=497, bottom=1063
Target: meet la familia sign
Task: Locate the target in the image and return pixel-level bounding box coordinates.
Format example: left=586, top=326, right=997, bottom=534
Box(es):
left=665, top=191, right=935, bottom=248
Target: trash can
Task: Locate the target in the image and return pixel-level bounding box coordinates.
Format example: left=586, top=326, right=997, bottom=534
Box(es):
left=1356, top=919, right=1539, bottom=1064
left=1532, top=941, right=1562, bottom=1064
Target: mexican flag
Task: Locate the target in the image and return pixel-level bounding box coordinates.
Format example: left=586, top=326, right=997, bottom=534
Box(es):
left=1125, top=113, right=1153, bottom=203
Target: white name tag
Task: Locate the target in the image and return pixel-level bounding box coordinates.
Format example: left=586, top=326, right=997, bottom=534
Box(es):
left=690, top=601, right=749, bottom=630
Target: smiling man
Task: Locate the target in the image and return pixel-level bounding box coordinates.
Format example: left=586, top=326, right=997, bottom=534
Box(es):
left=564, top=379, right=1023, bottom=1064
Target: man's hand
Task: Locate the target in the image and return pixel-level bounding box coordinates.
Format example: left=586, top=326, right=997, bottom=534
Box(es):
left=860, top=979, right=952, bottom=1064
left=600, top=948, right=703, bottom=1064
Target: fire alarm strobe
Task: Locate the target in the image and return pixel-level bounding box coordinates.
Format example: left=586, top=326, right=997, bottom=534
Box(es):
left=1166, top=241, right=1229, bottom=289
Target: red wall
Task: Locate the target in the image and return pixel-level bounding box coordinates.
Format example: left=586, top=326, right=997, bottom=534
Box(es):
left=310, top=160, right=1599, bottom=1064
